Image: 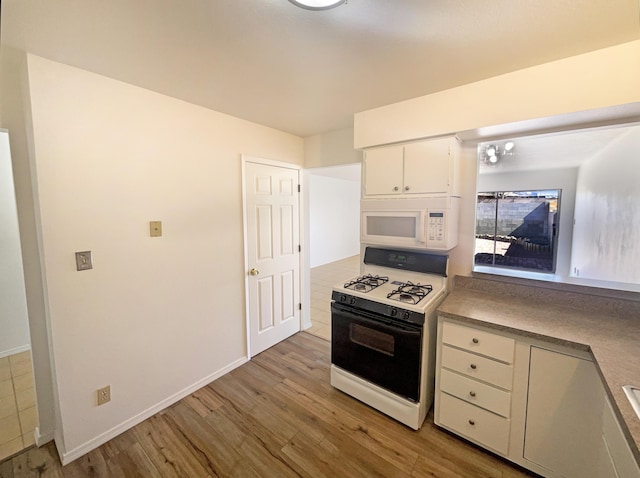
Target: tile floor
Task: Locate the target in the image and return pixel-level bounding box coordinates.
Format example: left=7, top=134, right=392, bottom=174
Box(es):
left=0, top=351, right=37, bottom=461
left=306, top=254, right=360, bottom=341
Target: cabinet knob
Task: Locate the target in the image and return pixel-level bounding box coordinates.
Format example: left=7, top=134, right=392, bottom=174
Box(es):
left=468, top=419, right=475, bottom=426
left=404, top=186, right=410, bottom=191
left=470, top=364, right=477, bottom=370
left=469, top=391, right=476, bottom=397
left=472, top=338, right=479, bottom=344
left=393, top=186, right=399, bottom=191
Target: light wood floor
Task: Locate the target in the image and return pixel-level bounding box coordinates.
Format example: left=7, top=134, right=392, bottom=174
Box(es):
left=0, top=332, right=536, bottom=477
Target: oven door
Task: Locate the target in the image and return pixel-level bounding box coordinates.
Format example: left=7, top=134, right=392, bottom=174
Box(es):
left=331, top=302, right=422, bottom=402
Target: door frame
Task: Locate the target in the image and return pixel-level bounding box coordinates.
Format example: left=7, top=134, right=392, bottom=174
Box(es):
left=241, top=155, right=306, bottom=358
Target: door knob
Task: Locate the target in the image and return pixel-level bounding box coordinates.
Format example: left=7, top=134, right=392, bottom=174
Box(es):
left=249, top=268, right=260, bottom=276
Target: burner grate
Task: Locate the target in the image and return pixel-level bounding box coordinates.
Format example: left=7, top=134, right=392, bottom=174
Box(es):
left=386, top=282, right=433, bottom=304
left=344, top=274, right=389, bottom=293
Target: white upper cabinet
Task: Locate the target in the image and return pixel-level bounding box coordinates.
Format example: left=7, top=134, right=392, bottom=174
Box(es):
left=363, top=145, right=404, bottom=196
left=404, top=139, right=454, bottom=195
left=363, top=136, right=460, bottom=198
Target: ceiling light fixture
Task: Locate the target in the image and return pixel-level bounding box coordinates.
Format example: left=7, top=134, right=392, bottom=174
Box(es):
left=482, top=142, right=516, bottom=166
left=288, top=0, right=347, bottom=10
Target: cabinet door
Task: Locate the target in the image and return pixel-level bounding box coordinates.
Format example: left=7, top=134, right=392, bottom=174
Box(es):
left=403, top=138, right=452, bottom=195
left=598, top=434, right=622, bottom=478
left=363, top=146, right=403, bottom=196
left=602, top=397, right=640, bottom=478
left=524, top=346, right=604, bottom=477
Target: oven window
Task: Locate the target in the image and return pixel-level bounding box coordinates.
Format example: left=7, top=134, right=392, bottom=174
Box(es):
left=366, top=216, right=416, bottom=238
left=349, top=323, right=395, bottom=356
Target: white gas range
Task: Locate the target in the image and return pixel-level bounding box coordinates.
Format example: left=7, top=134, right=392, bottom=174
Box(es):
left=330, top=247, right=449, bottom=429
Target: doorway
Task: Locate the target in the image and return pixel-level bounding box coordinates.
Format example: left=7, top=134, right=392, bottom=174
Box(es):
left=306, top=163, right=361, bottom=341
left=0, top=130, right=37, bottom=461
left=243, top=157, right=302, bottom=357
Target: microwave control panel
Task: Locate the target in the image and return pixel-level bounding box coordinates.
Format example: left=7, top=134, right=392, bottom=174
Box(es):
left=427, top=211, right=446, bottom=247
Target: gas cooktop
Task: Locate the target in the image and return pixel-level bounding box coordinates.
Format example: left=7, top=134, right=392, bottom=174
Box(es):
left=334, top=267, right=446, bottom=314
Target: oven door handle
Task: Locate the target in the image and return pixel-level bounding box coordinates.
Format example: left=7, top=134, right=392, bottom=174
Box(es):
left=331, top=302, right=421, bottom=334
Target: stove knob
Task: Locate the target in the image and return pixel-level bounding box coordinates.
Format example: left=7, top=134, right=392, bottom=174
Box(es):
left=390, top=308, right=398, bottom=317
left=403, top=311, right=411, bottom=320
left=350, top=297, right=357, bottom=305
left=340, top=294, right=347, bottom=302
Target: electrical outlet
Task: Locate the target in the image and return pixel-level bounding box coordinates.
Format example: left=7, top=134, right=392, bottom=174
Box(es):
left=97, top=385, right=111, bottom=406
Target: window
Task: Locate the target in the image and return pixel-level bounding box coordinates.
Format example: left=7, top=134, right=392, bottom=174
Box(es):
left=475, top=190, right=560, bottom=273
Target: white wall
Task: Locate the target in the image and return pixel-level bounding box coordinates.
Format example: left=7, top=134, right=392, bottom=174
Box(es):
left=309, top=166, right=360, bottom=268
left=447, top=144, right=479, bottom=283
left=571, top=127, right=640, bottom=284
left=0, top=130, right=30, bottom=358
left=22, top=54, right=303, bottom=462
left=304, top=127, right=362, bottom=169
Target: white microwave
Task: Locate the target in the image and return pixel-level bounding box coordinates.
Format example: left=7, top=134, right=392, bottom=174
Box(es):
left=361, top=197, right=459, bottom=251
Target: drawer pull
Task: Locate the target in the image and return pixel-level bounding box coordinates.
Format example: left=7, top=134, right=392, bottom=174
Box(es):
left=468, top=419, right=475, bottom=426
left=470, top=363, right=477, bottom=370
left=469, top=391, right=476, bottom=397
left=472, top=338, right=479, bottom=344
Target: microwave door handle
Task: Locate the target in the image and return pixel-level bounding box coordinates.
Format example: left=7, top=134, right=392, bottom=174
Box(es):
left=417, top=212, right=427, bottom=244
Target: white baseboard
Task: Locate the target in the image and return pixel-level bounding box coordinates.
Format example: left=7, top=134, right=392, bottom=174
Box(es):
left=0, top=344, right=31, bottom=359
left=34, top=426, right=55, bottom=447
left=59, top=356, right=248, bottom=465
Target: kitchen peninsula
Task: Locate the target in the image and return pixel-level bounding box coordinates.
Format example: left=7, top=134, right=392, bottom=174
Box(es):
left=436, top=274, right=640, bottom=477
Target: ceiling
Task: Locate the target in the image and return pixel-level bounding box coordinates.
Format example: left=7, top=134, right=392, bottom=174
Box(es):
left=1, top=0, right=639, bottom=138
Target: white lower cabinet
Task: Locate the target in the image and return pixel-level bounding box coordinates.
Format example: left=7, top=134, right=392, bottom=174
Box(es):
left=435, top=320, right=515, bottom=456
left=438, top=392, right=511, bottom=454
left=601, top=396, right=640, bottom=478
left=439, top=368, right=511, bottom=417
left=523, top=346, right=604, bottom=477
left=435, top=317, right=640, bottom=478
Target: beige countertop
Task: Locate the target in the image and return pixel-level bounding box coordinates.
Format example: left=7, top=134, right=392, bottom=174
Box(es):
left=437, top=275, right=640, bottom=462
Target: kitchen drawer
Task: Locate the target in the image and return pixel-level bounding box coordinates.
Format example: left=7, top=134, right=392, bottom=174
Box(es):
left=439, top=368, right=511, bottom=417
left=441, top=321, right=514, bottom=363
left=437, top=392, right=510, bottom=455
left=441, top=345, right=513, bottom=390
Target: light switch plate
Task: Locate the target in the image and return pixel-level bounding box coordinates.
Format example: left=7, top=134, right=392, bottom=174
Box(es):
left=75, top=251, right=93, bottom=271
left=149, top=221, right=162, bottom=237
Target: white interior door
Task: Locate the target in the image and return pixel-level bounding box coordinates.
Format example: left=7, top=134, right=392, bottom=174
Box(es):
left=244, top=159, right=301, bottom=357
